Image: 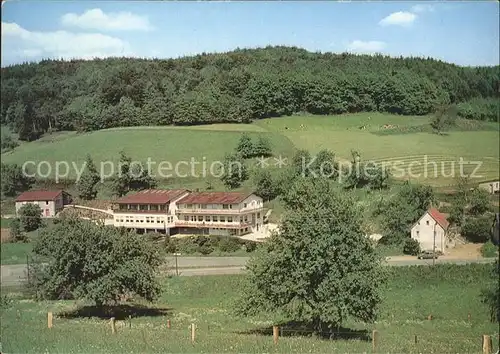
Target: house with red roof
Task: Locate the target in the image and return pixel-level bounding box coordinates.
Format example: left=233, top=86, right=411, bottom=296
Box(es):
left=175, top=191, right=264, bottom=236
left=410, top=207, right=450, bottom=253
left=15, top=190, right=72, bottom=218
left=111, top=189, right=264, bottom=236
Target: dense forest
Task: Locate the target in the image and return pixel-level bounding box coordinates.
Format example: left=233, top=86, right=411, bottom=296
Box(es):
left=1, top=46, right=498, bottom=141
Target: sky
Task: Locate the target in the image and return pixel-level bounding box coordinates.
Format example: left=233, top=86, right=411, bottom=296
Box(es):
left=1, top=1, right=499, bottom=67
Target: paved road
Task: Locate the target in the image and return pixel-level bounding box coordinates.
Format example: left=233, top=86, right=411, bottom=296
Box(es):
left=1, top=257, right=496, bottom=286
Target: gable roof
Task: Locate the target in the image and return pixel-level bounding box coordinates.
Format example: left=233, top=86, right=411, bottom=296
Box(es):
left=114, top=189, right=188, bottom=204
left=15, top=190, right=63, bottom=202
left=177, top=191, right=253, bottom=205
left=427, top=207, right=450, bottom=229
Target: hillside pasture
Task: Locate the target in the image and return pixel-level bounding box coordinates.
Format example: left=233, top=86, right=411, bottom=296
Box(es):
left=1, top=113, right=498, bottom=186
left=1, top=264, right=498, bottom=353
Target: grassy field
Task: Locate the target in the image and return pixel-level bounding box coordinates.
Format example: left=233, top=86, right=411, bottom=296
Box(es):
left=0, top=242, right=33, bottom=265
left=1, top=264, right=498, bottom=353
left=2, top=113, right=498, bottom=186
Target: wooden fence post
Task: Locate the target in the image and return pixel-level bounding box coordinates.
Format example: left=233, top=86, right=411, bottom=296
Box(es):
left=372, top=329, right=379, bottom=352
left=47, top=312, right=53, bottom=329
left=482, top=335, right=492, bottom=354
left=414, top=335, right=417, bottom=344
left=191, top=323, right=196, bottom=344
left=110, top=317, right=116, bottom=334
left=273, top=326, right=279, bottom=345
left=167, top=319, right=171, bottom=329
left=128, top=315, right=132, bottom=328
left=468, top=313, right=471, bottom=321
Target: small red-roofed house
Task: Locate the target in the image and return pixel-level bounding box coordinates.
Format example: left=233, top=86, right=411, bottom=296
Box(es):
left=410, top=207, right=450, bottom=253
left=15, top=190, right=72, bottom=218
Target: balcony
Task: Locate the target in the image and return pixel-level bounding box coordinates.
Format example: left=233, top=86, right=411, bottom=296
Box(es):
left=175, top=221, right=253, bottom=229
left=176, top=207, right=263, bottom=215
left=113, top=209, right=168, bottom=214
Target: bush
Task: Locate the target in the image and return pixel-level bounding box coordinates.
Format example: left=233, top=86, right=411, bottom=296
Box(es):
left=403, top=238, right=421, bottom=256
left=461, top=216, right=492, bottom=243
left=481, top=241, right=498, bottom=258
left=244, top=241, right=258, bottom=252
left=218, top=237, right=242, bottom=253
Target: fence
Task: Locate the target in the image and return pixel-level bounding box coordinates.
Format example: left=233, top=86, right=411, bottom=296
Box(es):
left=42, top=312, right=499, bottom=354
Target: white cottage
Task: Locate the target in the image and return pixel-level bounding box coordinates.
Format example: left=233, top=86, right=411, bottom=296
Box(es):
left=410, top=208, right=450, bottom=253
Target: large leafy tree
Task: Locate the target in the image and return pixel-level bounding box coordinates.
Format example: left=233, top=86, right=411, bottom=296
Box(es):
left=77, top=154, right=100, bottom=200
left=253, top=169, right=278, bottom=202
left=236, top=133, right=254, bottom=159
left=236, top=178, right=386, bottom=332
left=375, top=182, right=436, bottom=244
left=219, top=153, right=248, bottom=189
left=112, top=151, right=157, bottom=197
left=29, top=217, right=161, bottom=306
left=0, top=163, right=33, bottom=197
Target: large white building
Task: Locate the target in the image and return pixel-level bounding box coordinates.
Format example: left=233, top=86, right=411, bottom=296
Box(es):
left=111, top=189, right=264, bottom=236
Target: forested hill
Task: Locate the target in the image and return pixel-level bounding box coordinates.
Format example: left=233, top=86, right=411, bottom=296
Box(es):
left=1, top=46, right=499, bottom=141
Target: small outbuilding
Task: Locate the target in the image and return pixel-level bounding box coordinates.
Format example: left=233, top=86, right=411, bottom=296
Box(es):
left=410, top=207, right=450, bottom=253
left=15, top=190, right=72, bottom=218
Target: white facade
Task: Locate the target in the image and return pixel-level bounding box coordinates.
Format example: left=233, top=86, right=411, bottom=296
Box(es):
left=15, top=196, right=63, bottom=218
left=112, top=191, right=189, bottom=234
left=478, top=181, right=500, bottom=194
left=410, top=212, right=447, bottom=253
left=176, top=194, right=264, bottom=235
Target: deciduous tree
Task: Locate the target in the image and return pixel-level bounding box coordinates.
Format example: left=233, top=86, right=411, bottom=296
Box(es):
left=77, top=154, right=100, bottom=200
left=18, top=204, right=42, bottom=232
left=29, top=218, right=161, bottom=306
left=236, top=178, right=386, bottom=332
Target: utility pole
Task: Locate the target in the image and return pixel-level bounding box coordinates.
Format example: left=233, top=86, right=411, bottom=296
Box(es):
left=433, top=222, right=437, bottom=266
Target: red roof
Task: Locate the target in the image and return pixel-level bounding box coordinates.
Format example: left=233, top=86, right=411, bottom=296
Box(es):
left=16, top=190, right=63, bottom=202
left=114, top=189, right=188, bottom=204
left=177, top=191, right=252, bottom=205
left=428, top=207, right=450, bottom=229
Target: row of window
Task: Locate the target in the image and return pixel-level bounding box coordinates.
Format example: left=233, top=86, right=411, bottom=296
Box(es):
left=181, top=201, right=262, bottom=210
left=119, top=204, right=167, bottom=211
left=115, top=216, right=174, bottom=224
left=182, top=214, right=259, bottom=223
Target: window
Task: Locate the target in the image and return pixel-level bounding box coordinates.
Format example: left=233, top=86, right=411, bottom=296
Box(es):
left=257, top=213, right=261, bottom=218
left=191, top=216, right=196, bottom=221
left=244, top=216, right=248, bottom=222
left=198, top=216, right=203, bottom=222
left=46, top=201, right=49, bottom=205
left=243, top=203, right=247, bottom=208
left=426, top=220, right=429, bottom=226
left=205, top=216, right=211, bottom=222
left=156, top=217, right=162, bottom=223
left=220, top=216, right=225, bottom=222
left=184, top=216, right=189, bottom=221
left=150, top=205, right=158, bottom=211
left=201, top=204, right=207, bottom=209
left=140, top=204, right=148, bottom=211
left=213, top=216, right=218, bottom=222
left=228, top=216, right=233, bottom=222
left=159, top=205, right=166, bottom=211
left=416, top=231, right=419, bottom=237
left=223, top=204, right=229, bottom=209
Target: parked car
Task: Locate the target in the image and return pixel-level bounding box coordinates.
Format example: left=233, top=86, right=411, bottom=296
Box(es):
left=417, top=251, right=439, bottom=259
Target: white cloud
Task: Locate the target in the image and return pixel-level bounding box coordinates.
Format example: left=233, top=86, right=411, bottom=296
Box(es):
left=1, top=21, right=133, bottom=63
left=379, top=11, right=417, bottom=27
left=411, top=4, right=435, bottom=13
left=346, top=40, right=386, bottom=53
left=61, top=8, right=153, bottom=32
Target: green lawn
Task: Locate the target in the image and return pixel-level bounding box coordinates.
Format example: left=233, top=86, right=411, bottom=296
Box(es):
left=1, top=264, right=498, bottom=353
left=1, top=242, right=32, bottom=265
left=1, top=113, right=498, bottom=186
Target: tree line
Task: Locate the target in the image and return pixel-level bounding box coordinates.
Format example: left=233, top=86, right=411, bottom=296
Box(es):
left=1, top=46, right=498, bottom=141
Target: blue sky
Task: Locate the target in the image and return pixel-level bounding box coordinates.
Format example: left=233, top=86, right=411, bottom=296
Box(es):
left=1, top=1, right=499, bottom=67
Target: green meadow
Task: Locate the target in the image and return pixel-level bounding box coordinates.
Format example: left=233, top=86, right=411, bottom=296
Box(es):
left=1, top=264, right=498, bottom=353
left=1, top=113, right=498, bottom=186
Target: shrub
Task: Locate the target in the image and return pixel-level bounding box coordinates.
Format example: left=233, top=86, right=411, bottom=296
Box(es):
left=481, top=241, right=498, bottom=258
left=403, top=238, right=421, bottom=256
left=244, top=241, right=258, bottom=252
left=461, top=216, right=492, bottom=243
left=199, top=244, right=214, bottom=255
left=218, top=236, right=241, bottom=253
